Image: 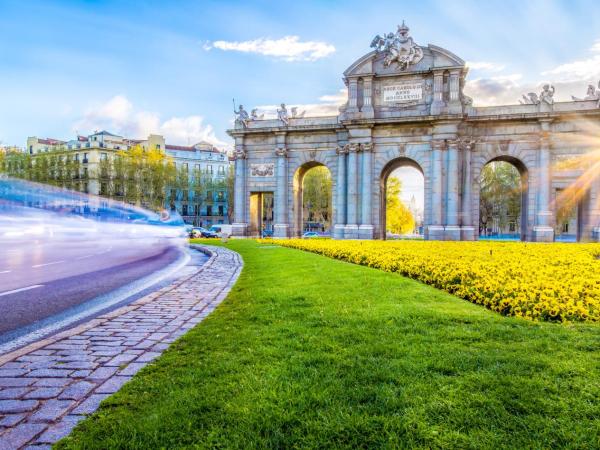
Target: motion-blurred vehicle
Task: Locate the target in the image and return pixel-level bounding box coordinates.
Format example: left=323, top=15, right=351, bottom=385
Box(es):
left=208, top=224, right=233, bottom=237
left=191, top=227, right=218, bottom=238
left=302, top=231, right=319, bottom=239
left=185, top=224, right=194, bottom=237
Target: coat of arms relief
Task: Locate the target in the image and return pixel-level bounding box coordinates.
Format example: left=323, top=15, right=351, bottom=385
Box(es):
left=370, top=21, right=424, bottom=71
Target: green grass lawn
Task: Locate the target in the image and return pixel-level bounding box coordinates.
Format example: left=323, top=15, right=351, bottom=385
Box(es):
left=57, top=240, right=600, bottom=449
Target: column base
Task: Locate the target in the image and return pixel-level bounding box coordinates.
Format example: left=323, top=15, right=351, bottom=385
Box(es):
left=460, top=226, right=477, bottom=241
left=426, top=225, right=445, bottom=241
left=344, top=224, right=359, bottom=239
left=333, top=224, right=346, bottom=240
left=358, top=224, right=374, bottom=240
left=231, top=223, right=248, bottom=237
left=444, top=225, right=461, bottom=241
left=592, top=227, right=600, bottom=242
left=273, top=224, right=289, bottom=239
left=533, top=226, right=554, bottom=242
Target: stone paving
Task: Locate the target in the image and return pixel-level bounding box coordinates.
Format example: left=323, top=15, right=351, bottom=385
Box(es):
left=0, top=245, right=242, bottom=449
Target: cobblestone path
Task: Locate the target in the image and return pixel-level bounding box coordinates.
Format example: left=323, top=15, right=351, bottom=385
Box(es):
left=0, top=245, right=242, bottom=449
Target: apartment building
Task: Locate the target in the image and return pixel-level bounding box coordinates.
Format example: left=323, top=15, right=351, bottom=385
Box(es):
left=26, top=131, right=231, bottom=226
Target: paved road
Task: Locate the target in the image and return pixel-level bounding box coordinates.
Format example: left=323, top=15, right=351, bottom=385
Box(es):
left=0, top=240, right=182, bottom=339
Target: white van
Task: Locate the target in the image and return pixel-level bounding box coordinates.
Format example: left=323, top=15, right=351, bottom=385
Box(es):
left=209, top=224, right=233, bottom=237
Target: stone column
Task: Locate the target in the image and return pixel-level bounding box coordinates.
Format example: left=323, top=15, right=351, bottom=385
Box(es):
left=273, top=147, right=289, bottom=238
left=590, top=178, right=600, bottom=242
left=361, top=76, right=374, bottom=117
left=347, top=78, right=359, bottom=113
left=445, top=139, right=461, bottom=240
left=533, top=120, right=554, bottom=241
left=430, top=71, right=445, bottom=115
left=359, top=142, right=374, bottom=239
left=428, top=140, right=445, bottom=239
left=345, top=143, right=360, bottom=238
left=333, top=146, right=347, bottom=239
left=447, top=69, right=462, bottom=114
left=461, top=140, right=476, bottom=240
left=232, top=144, right=248, bottom=236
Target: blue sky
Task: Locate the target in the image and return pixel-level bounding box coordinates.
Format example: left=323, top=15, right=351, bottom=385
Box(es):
left=1, top=0, right=600, bottom=150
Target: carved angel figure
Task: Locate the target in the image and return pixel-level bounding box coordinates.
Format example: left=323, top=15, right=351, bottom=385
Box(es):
left=539, top=84, right=555, bottom=105
left=277, top=103, right=289, bottom=125
left=571, top=82, right=600, bottom=101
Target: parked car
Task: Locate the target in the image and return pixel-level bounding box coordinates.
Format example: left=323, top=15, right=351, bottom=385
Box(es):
left=185, top=224, right=194, bottom=237
left=191, top=227, right=218, bottom=238
left=302, top=231, right=319, bottom=239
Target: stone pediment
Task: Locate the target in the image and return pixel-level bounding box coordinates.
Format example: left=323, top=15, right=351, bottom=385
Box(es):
left=343, top=44, right=465, bottom=79
left=340, top=22, right=468, bottom=119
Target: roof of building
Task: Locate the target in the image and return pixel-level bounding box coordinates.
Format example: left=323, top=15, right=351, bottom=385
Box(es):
left=92, top=130, right=121, bottom=137
left=166, top=141, right=222, bottom=153
left=38, top=138, right=66, bottom=145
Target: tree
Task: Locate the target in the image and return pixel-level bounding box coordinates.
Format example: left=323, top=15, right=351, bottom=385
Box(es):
left=302, top=166, right=332, bottom=229
left=479, top=161, right=521, bottom=235
left=386, top=177, right=415, bottom=235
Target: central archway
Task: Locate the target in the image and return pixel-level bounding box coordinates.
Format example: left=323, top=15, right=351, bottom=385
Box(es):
left=292, top=162, right=333, bottom=237
left=379, top=157, right=425, bottom=240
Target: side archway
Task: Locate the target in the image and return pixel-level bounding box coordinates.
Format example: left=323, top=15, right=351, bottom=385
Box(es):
left=476, top=155, right=529, bottom=241
left=292, top=161, right=334, bottom=237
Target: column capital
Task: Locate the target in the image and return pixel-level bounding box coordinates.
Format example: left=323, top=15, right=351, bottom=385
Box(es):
left=336, top=145, right=348, bottom=155
left=360, top=142, right=374, bottom=152
left=347, top=143, right=361, bottom=153
left=459, top=138, right=477, bottom=151
left=234, top=149, right=247, bottom=160
left=431, top=140, right=446, bottom=151
left=275, top=147, right=288, bottom=157
left=446, top=139, right=460, bottom=150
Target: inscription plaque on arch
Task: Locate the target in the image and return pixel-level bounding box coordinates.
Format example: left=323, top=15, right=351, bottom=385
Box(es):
left=382, top=81, right=423, bottom=103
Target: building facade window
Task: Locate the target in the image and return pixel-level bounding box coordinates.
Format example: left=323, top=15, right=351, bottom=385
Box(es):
left=207, top=205, right=212, bottom=216
left=182, top=204, right=188, bottom=216
left=100, top=152, right=107, bottom=160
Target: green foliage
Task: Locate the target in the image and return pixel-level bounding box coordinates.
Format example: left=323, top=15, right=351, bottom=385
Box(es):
left=386, top=176, right=415, bottom=234
left=57, top=240, right=600, bottom=449
left=479, top=161, right=521, bottom=234
left=302, top=166, right=332, bottom=228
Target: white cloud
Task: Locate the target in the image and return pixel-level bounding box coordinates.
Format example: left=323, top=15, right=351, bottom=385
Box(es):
left=73, top=95, right=229, bottom=149
left=466, top=61, right=506, bottom=72
left=542, top=39, right=600, bottom=82
left=255, top=89, right=347, bottom=118
left=464, top=38, right=600, bottom=106
left=204, top=36, right=335, bottom=62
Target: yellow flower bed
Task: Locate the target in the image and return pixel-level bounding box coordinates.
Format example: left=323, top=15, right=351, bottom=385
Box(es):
left=275, top=239, right=600, bottom=322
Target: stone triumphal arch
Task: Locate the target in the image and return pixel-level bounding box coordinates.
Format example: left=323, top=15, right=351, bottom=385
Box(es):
left=228, top=22, right=600, bottom=242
